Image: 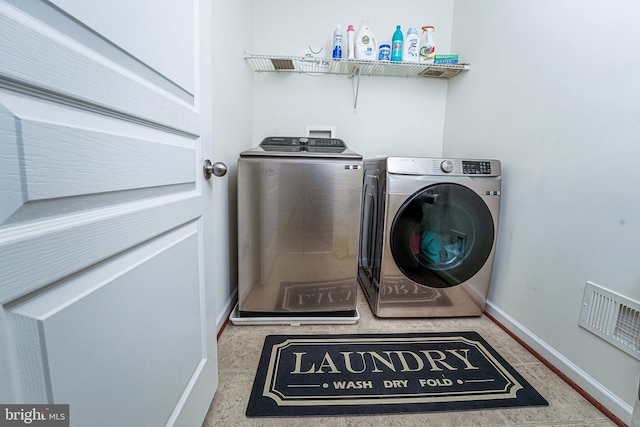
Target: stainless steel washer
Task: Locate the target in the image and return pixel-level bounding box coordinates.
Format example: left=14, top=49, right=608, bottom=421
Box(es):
left=358, top=157, right=501, bottom=317
left=234, top=137, right=363, bottom=323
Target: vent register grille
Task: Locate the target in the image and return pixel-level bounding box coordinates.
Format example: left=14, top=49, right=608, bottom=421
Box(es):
left=579, top=281, right=640, bottom=361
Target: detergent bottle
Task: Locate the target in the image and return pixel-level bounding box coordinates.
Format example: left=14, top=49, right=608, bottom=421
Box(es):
left=355, top=21, right=377, bottom=60
left=346, top=24, right=355, bottom=59
left=391, top=25, right=403, bottom=62
left=419, top=26, right=436, bottom=63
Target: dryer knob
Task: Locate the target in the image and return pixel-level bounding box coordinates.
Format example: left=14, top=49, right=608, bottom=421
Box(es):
left=440, top=160, right=454, bottom=173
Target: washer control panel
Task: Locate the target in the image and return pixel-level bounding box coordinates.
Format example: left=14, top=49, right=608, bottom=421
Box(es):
left=260, top=136, right=345, bottom=148
left=242, top=136, right=362, bottom=159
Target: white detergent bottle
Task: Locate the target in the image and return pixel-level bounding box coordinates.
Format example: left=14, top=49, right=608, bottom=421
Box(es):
left=355, top=21, right=377, bottom=60
left=419, top=26, right=436, bottom=63
left=404, top=27, right=419, bottom=62
left=347, top=24, right=355, bottom=59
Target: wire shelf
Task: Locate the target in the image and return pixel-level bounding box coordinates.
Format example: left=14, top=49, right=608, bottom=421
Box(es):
left=244, top=53, right=470, bottom=79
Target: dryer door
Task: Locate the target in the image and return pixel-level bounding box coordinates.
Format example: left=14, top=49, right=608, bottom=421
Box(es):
left=390, top=183, right=494, bottom=288
left=358, top=168, right=385, bottom=286
left=358, top=178, right=378, bottom=281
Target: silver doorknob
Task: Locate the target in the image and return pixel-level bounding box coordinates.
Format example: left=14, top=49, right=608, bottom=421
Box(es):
left=203, top=160, right=227, bottom=179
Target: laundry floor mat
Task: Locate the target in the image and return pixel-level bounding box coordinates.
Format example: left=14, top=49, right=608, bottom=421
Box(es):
left=246, top=331, right=548, bottom=417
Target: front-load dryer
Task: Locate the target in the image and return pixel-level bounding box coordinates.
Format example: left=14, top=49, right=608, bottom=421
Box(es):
left=358, top=157, right=501, bottom=317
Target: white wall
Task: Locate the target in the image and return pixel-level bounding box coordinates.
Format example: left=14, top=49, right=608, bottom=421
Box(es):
left=445, top=0, right=640, bottom=422
left=211, top=0, right=254, bottom=328
left=250, top=0, right=455, bottom=158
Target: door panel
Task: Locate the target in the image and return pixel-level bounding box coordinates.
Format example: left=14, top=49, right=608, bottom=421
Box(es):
left=0, top=1, right=197, bottom=132
left=0, top=93, right=198, bottom=300
left=47, top=0, right=196, bottom=94
left=0, top=0, right=217, bottom=425
left=9, top=225, right=201, bottom=424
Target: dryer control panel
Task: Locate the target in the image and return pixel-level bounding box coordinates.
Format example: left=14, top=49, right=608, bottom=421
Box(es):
left=386, top=157, right=501, bottom=177
left=462, top=160, right=492, bottom=174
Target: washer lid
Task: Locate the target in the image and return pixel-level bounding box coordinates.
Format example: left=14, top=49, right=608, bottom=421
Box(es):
left=240, top=136, right=362, bottom=159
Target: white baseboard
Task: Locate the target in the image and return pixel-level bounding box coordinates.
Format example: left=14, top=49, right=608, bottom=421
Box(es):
left=485, top=300, right=633, bottom=425
left=216, top=290, right=238, bottom=335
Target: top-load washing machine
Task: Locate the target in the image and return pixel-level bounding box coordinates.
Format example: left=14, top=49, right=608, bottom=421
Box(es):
left=233, top=136, right=363, bottom=324
left=358, top=157, right=501, bottom=317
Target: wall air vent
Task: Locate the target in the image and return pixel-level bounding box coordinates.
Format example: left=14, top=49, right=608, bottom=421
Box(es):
left=579, top=281, right=640, bottom=361
left=270, top=58, right=295, bottom=70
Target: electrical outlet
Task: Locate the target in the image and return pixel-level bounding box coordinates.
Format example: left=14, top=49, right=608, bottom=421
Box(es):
left=305, top=125, right=336, bottom=138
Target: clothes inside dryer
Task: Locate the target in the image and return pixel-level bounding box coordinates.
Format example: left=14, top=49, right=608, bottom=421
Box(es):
left=391, top=183, right=494, bottom=288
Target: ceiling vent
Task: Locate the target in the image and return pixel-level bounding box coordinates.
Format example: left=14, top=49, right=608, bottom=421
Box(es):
left=579, top=281, right=640, bottom=361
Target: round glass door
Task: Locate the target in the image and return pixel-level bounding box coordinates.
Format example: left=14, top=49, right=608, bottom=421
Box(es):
left=390, top=183, right=494, bottom=288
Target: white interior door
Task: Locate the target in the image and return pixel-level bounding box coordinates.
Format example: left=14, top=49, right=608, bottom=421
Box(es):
left=0, top=0, right=218, bottom=425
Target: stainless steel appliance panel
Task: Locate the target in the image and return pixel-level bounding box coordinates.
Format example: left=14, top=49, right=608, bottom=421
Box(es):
left=238, top=156, right=363, bottom=315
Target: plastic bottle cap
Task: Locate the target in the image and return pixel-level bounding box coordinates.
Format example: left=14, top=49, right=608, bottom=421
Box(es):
left=347, top=24, right=354, bottom=31
left=408, top=27, right=417, bottom=35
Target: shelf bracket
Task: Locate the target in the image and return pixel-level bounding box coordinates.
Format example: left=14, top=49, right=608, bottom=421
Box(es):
left=351, top=65, right=361, bottom=112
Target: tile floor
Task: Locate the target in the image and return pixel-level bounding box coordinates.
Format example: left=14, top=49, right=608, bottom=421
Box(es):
left=203, top=289, right=617, bottom=427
